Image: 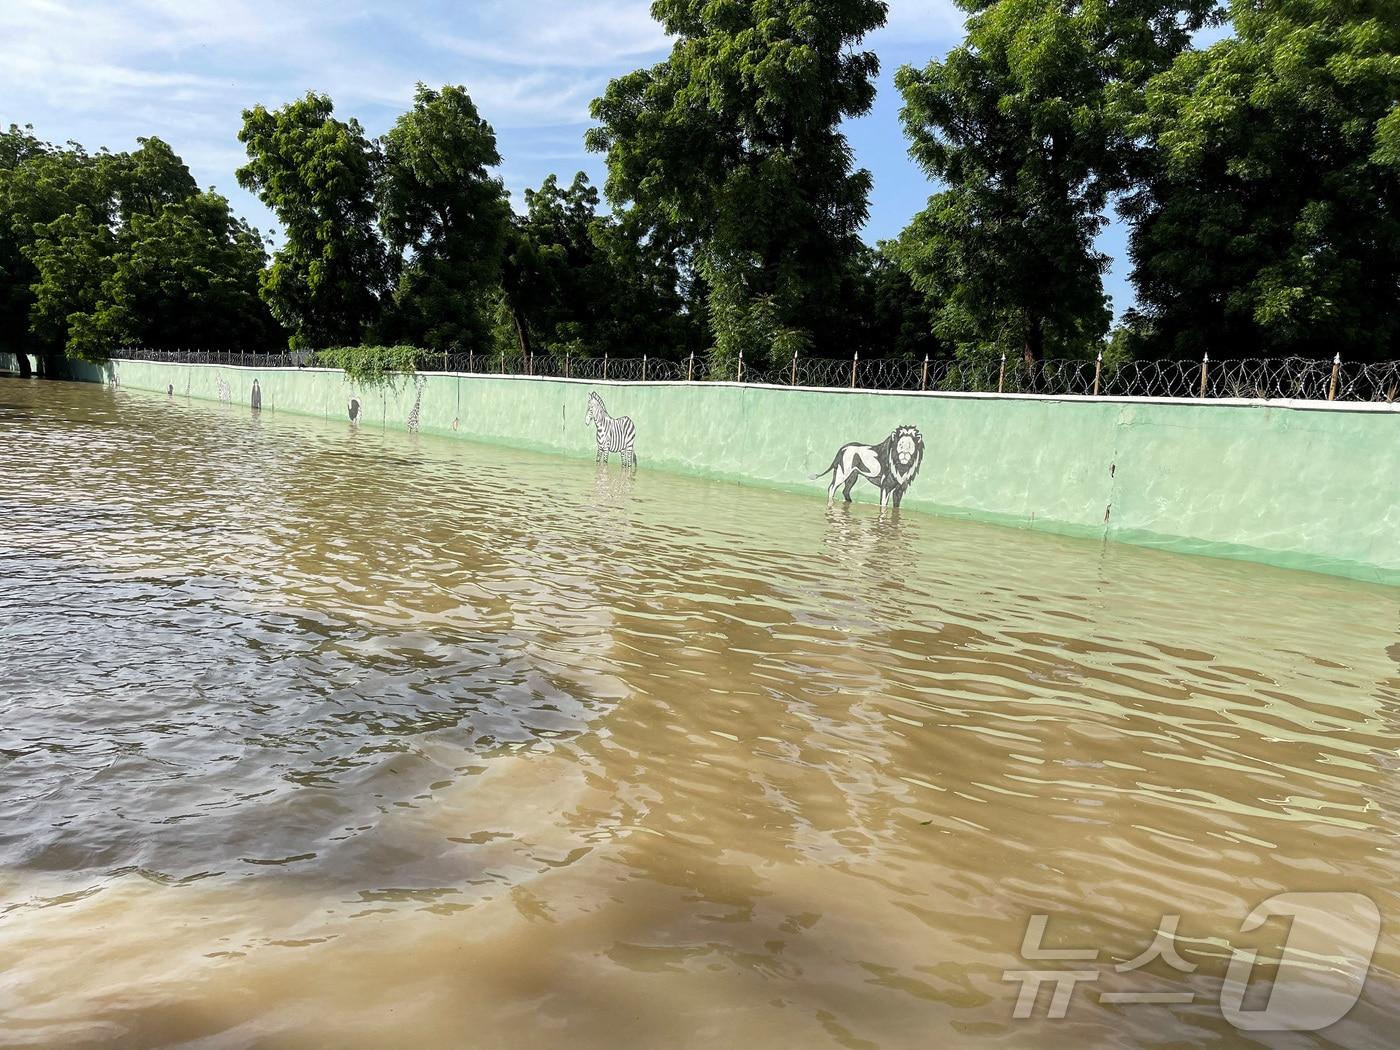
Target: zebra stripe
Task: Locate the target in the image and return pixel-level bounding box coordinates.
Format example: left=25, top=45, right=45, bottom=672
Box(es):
left=595, top=414, right=635, bottom=454
left=587, top=392, right=637, bottom=464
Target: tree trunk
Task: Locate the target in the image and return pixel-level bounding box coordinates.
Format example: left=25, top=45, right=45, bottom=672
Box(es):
left=511, top=307, right=532, bottom=360
left=15, top=352, right=31, bottom=379
left=1023, top=316, right=1045, bottom=392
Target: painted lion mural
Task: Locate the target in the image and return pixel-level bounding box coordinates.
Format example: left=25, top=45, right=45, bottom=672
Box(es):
left=812, top=426, right=925, bottom=509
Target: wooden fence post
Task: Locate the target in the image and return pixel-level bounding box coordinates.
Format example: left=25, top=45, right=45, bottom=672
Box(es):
left=850, top=351, right=858, bottom=388
left=1328, top=353, right=1341, bottom=402
left=687, top=351, right=694, bottom=382
left=643, top=354, right=648, bottom=381
left=737, top=352, right=744, bottom=383
left=1093, top=350, right=1103, bottom=397
left=921, top=354, right=929, bottom=391
left=603, top=353, right=609, bottom=380
left=791, top=351, right=798, bottom=386
left=997, top=353, right=1006, bottom=394
left=1198, top=352, right=1209, bottom=398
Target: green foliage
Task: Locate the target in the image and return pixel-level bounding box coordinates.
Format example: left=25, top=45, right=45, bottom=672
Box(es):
left=23, top=208, right=117, bottom=356
left=8, top=0, right=1399, bottom=374
left=499, top=172, right=706, bottom=361
left=378, top=84, right=512, bottom=353
left=0, top=127, right=110, bottom=359
left=237, top=93, right=389, bottom=349
left=845, top=244, right=944, bottom=361
left=895, top=0, right=1219, bottom=367
left=508, top=172, right=606, bottom=355
left=3, top=131, right=279, bottom=363
left=588, top=0, right=889, bottom=371
left=104, top=194, right=278, bottom=352
left=23, top=192, right=281, bottom=362
left=1119, top=0, right=1400, bottom=360
left=314, top=344, right=423, bottom=386
left=589, top=209, right=708, bottom=360
left=111, top=136, right=199, bottom=223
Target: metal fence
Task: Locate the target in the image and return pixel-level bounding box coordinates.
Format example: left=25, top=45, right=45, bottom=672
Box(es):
left=114, top=348, right=1400, bottom=404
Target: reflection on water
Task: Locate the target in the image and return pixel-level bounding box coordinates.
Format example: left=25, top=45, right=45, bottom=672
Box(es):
left=1, top=377, right=1398, bottom=1049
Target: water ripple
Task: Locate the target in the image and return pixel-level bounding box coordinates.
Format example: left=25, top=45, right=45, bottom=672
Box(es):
left=1, top=378, right=1398, bottom=1048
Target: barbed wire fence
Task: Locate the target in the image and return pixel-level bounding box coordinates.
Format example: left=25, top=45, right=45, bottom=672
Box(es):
left=114, top=347, right=1400, bottom=404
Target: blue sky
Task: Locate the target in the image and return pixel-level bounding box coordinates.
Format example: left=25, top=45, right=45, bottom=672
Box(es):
left=2, top=0, right=1137, bottom=315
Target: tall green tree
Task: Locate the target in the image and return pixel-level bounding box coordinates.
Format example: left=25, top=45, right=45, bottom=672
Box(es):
left=895, top=0, right=1220, bottom=371
left=845, top=244, right=945, bottom=361
left=22, top=144, right=278, bottom=361
left=499, top=171, right=706, bottom=361
left=587, top=0, right=888, bottom=373
left=4, top=134, right=274, bottom=368
left=0, top=128, right=111, bottom=375
left=590, top=208, right=708, bottom=361
left=499, top=172, right=603, bottom=357
left=1120, top=0, right=1400, bottom=360
left=110, top=136, right=199, bottom=222
left=237, top=93, right=389, bottom=349
left=378, top=84, right=511, bottom=353
left=88, top=192, right=277, bottom=355
left=23, top=207, right=117, bottom=360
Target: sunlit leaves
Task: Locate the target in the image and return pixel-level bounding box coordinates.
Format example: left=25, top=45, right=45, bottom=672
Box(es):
left=1122, top=0, right=1400, bottom=359
left=377, top=84, right=512, bottom=354
left=589, top=0, right=888, bottom=371
left=237, top=92, right=389, bottom=349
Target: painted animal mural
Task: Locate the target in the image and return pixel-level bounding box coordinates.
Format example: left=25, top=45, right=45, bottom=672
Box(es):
left=586, top=391, right=637, bottom=467
left=407, top=378, right=423, bottom=433
left=812, top=426, right=925, bottom=508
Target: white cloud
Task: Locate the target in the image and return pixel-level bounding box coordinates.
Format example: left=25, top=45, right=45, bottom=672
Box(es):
left=877, top=0, right=966, bottom=44
left=0, top=0, right=967, bottom=247
left=431, top=0, right=668, bottom=69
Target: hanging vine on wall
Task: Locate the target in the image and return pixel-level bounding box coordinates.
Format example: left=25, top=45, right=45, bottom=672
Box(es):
left=313, top=345, right=424, bottom=388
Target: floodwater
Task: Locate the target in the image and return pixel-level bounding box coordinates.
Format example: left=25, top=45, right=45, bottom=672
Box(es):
left=1, top=378, right=1398, bottom=1050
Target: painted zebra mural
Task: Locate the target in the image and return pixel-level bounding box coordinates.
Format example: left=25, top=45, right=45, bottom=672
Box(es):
left=585, top=391, right=637, bottom=468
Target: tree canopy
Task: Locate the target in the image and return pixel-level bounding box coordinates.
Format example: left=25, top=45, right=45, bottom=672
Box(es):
left=6, top=0, right=1399, bottom=375
left=237, top=93, right=390, bottom=349
left=894, top=0, right=1221, bottom=370
left=1118, top=0, right=1400, bottom=360
left=587, top=0, right=890, bottom=373
left=498, top=171, right=706, bottom=361
left=378, top=84, right=512, bottom=353
left=2, top=131, right=278, bottom=370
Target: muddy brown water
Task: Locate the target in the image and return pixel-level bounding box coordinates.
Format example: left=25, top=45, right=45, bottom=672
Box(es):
left=1, top=377, right=1398, bottom=1048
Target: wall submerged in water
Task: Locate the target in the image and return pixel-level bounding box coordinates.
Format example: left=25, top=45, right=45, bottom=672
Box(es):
left=95, top=358, right=1400, bottom=585
left=2, top=352, right=110, bottom=381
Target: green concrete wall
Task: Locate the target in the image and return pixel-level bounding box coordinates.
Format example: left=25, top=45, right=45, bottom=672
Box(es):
left=1, top=352, right=109, bottom=381
left=98, top=359, right=1400, bottom=585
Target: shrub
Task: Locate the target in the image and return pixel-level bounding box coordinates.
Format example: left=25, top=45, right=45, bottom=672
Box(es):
left=314, top=345, right=423, bottom=386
